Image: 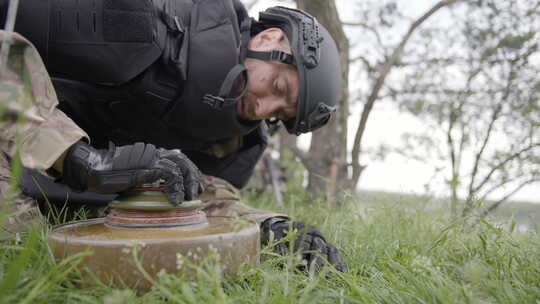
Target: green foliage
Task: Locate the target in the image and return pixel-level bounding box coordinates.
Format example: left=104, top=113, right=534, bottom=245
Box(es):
left=1, top=189, right=540, bottom=303
left=393, top=0, right=540, bottom=215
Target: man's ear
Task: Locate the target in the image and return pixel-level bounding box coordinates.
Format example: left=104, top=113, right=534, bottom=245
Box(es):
left=249, top=27, right=286, bottom=51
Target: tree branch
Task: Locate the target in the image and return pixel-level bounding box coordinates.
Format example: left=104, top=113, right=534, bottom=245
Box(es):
left=396, top=57, right=466, bottom=66
left=448, top=101, right=467, bottom=216
left=479, top=178, right=540, bottom=217
left=466, top=103, right=503, bottom=199
left=472, top=143, right=540, bottom=194
left=349, top=55, right=374, bottom=73
left=478, top=175, right=516, bottom=203
left=289, top=145, right=309, bottom=168
left=469, top=59, right=535, bottom=197
left=350, top=0, right=462, bottom=186
left=342, top=22, right=384, bottom=48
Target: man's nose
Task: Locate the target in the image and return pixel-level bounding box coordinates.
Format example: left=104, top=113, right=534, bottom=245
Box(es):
left=255, top=98, right=281, bottom=119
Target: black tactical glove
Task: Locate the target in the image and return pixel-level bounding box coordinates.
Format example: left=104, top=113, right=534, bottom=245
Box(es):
left=261, top=218, right=347, bottom=272
left=62, top=140, right=203, bottom=205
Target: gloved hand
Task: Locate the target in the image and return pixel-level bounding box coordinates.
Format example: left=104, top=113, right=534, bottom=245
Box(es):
left=62, top=140, right=203, bottom=205
left=261, top=218, right=347, bottom=272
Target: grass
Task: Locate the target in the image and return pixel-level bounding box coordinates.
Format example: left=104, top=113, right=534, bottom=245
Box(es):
left=1, top=187, right=540, bottom=303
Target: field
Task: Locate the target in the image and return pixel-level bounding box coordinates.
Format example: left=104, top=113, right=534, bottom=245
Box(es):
left=1, top=188, right=539, bottom=303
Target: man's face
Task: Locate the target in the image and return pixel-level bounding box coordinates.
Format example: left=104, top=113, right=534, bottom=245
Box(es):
left=237, top=28, right=299, bottom=121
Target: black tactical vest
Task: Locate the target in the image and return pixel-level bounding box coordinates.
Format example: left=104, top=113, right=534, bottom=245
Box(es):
left=5, top=0, right=267, bottom=188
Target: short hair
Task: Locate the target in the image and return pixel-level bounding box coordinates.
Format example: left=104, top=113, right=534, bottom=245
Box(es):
left=250, top=21, right=292, bottom=53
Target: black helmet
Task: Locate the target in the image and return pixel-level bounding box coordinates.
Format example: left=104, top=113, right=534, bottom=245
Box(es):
left=247, top=6, right=342, bottom=135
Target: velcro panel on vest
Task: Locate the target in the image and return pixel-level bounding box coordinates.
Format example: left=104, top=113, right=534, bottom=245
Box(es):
left=103, top=0, right=153, bottom=42
left=104, top=0, right=149, bottom=10
left=4, top=0, right=51, bottom=62
left=44, top=0, right=163, bottom=84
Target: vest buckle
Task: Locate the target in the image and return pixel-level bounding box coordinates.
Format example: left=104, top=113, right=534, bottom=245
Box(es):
left=203, top=94, right=226, bottom=109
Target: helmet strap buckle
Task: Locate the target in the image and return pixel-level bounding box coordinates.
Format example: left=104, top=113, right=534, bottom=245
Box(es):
left=270, top=50, right=290, bottom=63
left=203, top=95, right=226, bottom=109
left=246, top=50, right=294, bottom=65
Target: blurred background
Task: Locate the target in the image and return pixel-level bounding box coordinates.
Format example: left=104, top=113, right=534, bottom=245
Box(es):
left=243, top=0, right=539, bottom=217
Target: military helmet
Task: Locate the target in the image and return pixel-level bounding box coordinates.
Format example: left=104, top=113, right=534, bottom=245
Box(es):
left=248, top=6, right=342, bottom=135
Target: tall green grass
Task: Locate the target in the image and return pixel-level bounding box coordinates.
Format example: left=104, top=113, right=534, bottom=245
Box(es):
left=1, top=188, right=539, bottom=303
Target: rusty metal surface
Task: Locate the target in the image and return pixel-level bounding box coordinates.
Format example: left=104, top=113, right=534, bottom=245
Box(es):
left=105, top=208, right=208, bottom=228
left=48, top=217, right=260, bottom=291
left=109, top=190, right=202, bottom=210
left=105, top=189, right=206, bottom=228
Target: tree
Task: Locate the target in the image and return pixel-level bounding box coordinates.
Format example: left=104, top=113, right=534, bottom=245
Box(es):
left=295, top=0, right=350, bottom=199
left=297, top=0, right=461, bottom=199
left=394, top=0, right=540, bottom=216
left=246, top=0, right=461, bottom=200
left=344, top=0, right=462, bottom=191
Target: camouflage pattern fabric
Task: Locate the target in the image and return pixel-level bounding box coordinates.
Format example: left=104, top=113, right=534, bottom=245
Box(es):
left=199, top=175, right=288, bottom=224
left=0, top=153, right=42, bottom=240
left=0, top=31, right=87, bottom=170
left=0, top=31, right=86, bottom=239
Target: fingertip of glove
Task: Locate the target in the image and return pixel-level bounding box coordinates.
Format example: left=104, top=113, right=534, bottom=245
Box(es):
left=326, top=244, right=348, bottom=272
left=198, top=182, right=205, bottom=194
left=165, top=190, right=184, bottom=206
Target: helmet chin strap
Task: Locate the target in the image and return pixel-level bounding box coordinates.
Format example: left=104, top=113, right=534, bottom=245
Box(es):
left=202, top=64, right=248, bottom=110
left=245, top=49, right=295, bottom=65
left=203, top=18, right=253, bottom=110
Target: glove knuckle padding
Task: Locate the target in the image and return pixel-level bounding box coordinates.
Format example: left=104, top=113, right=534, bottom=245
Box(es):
left=155, top=157, right=179, bottom=179
left=86, top=170, right=139, bottom=193
left=326, top=244, right=348, bottom=272
left=64, top=141, right=160, bottom=193
left=63, top=141, right=201, bottom=205
left=156, top=158, right=185, bottom=204
left=261, top=218, right=347, bottom=272
left=113, top=143, right=156, bottom=170
left=62, top=141, right=93, bottom=191
left=158, top=149, right=203, bottom=200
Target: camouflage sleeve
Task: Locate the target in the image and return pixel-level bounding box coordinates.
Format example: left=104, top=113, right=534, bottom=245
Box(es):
left=199, top=175, right=289, bottom=224
left=0, top=31, right=88, bottom=170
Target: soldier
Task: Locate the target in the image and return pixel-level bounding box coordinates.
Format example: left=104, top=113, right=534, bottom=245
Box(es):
left=0, top=1, right=346, bottom=272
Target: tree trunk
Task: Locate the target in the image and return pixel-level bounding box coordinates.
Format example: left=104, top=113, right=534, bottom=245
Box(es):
left=296, top=0, right=350, bottom=200
left=278, top=127, right=297, bottom=159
